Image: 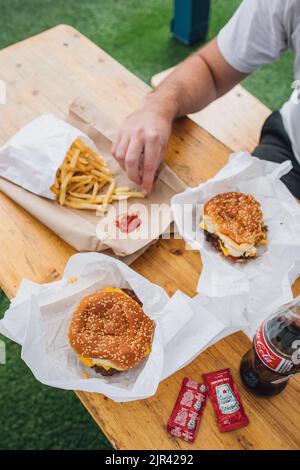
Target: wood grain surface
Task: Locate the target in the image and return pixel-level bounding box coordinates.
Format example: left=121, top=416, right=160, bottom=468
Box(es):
left=0, top=25, right=299, bottom=450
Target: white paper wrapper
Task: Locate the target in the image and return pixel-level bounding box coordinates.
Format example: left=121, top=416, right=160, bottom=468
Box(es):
left=0, top=253, right=224, bottom=402
left=0, top=114, right=96, bottom=199
left=172, top=152, right=300, bottom=336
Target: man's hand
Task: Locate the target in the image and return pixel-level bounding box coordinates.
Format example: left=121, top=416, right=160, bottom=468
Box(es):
left=112, top=103, right=172, bottom=196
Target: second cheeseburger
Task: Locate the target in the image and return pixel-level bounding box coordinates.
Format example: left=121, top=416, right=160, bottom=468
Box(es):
left=199, top=192, right=267, bottom=262
left=69, top=287, right=154, bottom=376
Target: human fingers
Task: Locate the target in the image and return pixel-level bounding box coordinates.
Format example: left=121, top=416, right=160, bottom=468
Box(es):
left=124, top=136, right=144, bottom=184
left=141, top=134, right=162, bottom=195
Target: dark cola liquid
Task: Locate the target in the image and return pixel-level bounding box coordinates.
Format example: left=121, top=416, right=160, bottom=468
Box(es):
left=268, top=315, right=300, bottom=358
left=240, top=311, right=300, bottom=397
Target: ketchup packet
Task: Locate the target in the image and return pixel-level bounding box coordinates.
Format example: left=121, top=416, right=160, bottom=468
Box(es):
left=203, top=368, right=249, bottom=432
left=167, top=377, right=208, bottom=443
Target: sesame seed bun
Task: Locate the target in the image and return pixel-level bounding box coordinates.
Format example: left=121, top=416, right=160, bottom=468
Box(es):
left=68, top=289, right=154, bottom=373
left=204, top=192, right=265, bottom=246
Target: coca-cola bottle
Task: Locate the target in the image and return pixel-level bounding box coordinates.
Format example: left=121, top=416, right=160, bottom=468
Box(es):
left=240, top=296, right=300, bottom=396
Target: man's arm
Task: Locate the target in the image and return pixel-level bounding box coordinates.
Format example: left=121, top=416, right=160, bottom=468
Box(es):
left=112, top=38, right=247, bottom=195
left=149, top=38, right=247, bottom=117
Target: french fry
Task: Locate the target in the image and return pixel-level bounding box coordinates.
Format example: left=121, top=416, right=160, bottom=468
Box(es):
left=54, top=175, right=60, bottom=190
left=91, top=169, right=113, bottom=182
left=73, top=138, right=86, bottom=150
left=70, top=148, right=80, bottom=169
left=50, top=184, right=59, bottom=197
left=115, top=187, right=130, bottom=193
left=68, top=191, right=91, bottom=199
left=68, top=193, right=106, bottom=203
left=81, top=181, right=95, bottom=194
left=98, top=180, right=116, bottom=214
left=113, top=191, right=144, bottom=200
left=92, top=181, right=99, bottom=201
left=70, top=183, right=90, bottom=194
left=59, top=171, right=74, bottom=205
left=69, top=175, right=92, bottom=182
left=93, top=164, right=112, bottom=176
left=112, top=195, right=128, bottom=201
left=97, top=180, right=109, bottom=190
left=64, top=200, right=101, bottom=210
left=61, top=171, right=74, bottom=189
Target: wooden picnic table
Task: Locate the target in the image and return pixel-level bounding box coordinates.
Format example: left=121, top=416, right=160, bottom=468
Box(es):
left=0, top=25, right=299, bottom=450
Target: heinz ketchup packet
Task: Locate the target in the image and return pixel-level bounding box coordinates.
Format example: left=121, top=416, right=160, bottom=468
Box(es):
left=167, top=378, right=208, bottom=443
left=203, top=368, right=249, bottom=432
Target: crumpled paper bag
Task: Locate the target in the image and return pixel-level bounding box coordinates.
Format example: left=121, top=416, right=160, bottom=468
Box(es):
left=172, top=152, right=300, bottom=335
left=0, top=105, right=186, bottom=256
left=0, top=253, right=225, bottom=402
left=0, top=114, right=97, bottom=199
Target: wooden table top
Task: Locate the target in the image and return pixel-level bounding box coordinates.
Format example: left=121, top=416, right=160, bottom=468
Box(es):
left=0, top=25, right=299, bottom=450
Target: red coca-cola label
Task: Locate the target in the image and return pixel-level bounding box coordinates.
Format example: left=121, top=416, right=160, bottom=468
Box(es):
left=254, top=322, right=294, bottom=374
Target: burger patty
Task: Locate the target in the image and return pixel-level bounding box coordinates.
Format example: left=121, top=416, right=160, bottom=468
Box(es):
left=92, top=365, right=121, bottom=376
left=204, top=230, right=249, bottom=261
left=122, top=288, right=143, bottom=306
left=204, top=230, right=223, bottom=252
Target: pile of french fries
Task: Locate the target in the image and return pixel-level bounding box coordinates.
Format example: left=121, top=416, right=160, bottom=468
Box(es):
left=50, top=138, right=144, bottom=214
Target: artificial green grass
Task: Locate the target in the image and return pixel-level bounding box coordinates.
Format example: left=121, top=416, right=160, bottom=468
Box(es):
left=0, top=0, right=294, bottom=109
left=0, top=0, right=295, bottom=450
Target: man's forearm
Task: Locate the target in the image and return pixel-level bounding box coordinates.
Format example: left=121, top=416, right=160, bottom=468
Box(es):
left=145, top=54, right=217, bottom=120
left=145, top=38, right=247, bottom=121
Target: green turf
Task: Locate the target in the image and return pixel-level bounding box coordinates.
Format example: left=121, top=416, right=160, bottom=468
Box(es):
left=0, top=0, right=295, bottom=450
left=0, top=0, right=294, bottom=109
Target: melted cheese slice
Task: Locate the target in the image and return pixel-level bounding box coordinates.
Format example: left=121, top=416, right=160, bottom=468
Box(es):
left=79, top=345, right=152, bottom=372
left=101, top=287, right=126, bottom=294
left=218, top=240, right=229, bottom=257
left=79, top=356, right=117, bottom=371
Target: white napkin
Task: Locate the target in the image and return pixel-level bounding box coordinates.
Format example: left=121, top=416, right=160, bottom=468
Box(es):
left=0, top=114, right=96, bottom=199
left=172, top=152, right=300, bottom=336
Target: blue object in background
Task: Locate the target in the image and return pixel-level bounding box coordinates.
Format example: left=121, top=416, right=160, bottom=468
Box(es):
left=171, top=0, right=211, bottom=45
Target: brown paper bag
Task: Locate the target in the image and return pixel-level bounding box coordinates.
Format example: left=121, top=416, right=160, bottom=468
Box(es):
left=0, top=97, right=186, bottom=260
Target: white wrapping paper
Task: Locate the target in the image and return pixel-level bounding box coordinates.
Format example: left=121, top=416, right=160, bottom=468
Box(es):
left=0, top=114, right=97, bottom=199
left=0, top=253, right=224, bottom=402
left=172, top=152, right=300, bottom=336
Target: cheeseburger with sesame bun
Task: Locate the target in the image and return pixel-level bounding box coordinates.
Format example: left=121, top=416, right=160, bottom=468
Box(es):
left=199, top=192, right=267, bottom=263
left=69, top=287, right=154, bottom=376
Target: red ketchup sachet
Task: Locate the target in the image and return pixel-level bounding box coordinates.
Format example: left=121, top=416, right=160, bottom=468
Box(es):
left=203, top=368, right=249, bottom=432
left=167, top=377, right=208, bottom=443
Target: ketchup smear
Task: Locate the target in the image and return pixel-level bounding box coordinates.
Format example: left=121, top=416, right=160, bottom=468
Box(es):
left=116, top=213, right=141, bottom=233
